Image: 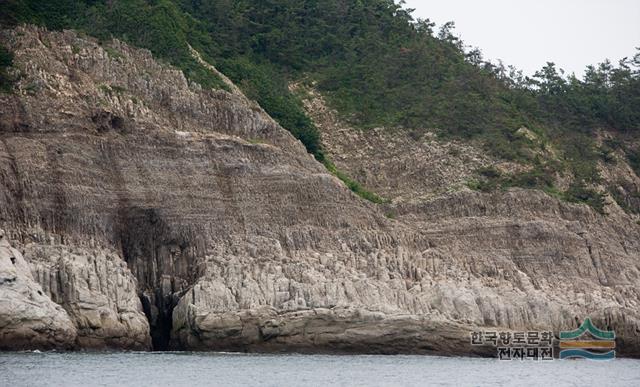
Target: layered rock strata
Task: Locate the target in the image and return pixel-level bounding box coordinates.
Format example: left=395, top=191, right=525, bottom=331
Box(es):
left=0, top=26, right=638, bottom=356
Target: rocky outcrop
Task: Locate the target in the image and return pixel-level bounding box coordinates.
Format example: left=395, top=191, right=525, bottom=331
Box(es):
left=290, top=83, right=497, bottom=203
left=0, top=26, right=639, bottom=356
left=296, top=82, right=640, bottom=356
left=0, top=229, right=76, bottom=349
left=25, top=240, right=151, bottom=349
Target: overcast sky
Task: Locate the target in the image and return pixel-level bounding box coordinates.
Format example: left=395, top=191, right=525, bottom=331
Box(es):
left=403, top=0, right=640, bottom=77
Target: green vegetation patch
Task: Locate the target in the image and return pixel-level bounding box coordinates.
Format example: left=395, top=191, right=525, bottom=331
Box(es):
left=0, top=46, right=15, bottom=93
left=3, top=0, right=638, bottom=211
left=2, top=0, right=228, bottom=92
left=220, top=57, right=323, bottom=160
left=469, top=161, right=605, bottom=213
left=627, top=148, right=640, bottom=177
left=323, top=160, right=387, bottom=204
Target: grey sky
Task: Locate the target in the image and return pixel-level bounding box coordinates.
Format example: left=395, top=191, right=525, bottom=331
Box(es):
left=403, top=0, right=640, bottom=77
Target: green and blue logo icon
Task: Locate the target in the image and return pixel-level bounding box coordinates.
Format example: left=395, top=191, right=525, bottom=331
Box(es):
left=559, top=318, right=615, bottom=360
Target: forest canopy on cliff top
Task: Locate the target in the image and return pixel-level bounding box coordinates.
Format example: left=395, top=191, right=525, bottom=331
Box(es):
left=2, top=0, right=640, bottom=210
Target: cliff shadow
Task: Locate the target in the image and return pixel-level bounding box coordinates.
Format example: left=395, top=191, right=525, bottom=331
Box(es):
left=118, top=205, right=203, bottom=350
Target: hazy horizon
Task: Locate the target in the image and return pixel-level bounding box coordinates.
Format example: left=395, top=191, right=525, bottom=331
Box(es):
left=403, top=0, right=640, bottom=77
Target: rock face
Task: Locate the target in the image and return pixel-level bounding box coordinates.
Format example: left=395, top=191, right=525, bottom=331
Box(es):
left=0, top=229, right=76, bottom=350
left=25, top=242, right=151, bottom=349
left=0, top=26, right=639, bottom=356
left=295, top=82, right=640, bottom=356
left=290, top=83, right=496, bottom=203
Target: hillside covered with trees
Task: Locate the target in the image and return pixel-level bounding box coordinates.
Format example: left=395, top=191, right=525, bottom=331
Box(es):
left=1, top=0, right=639, bottom=211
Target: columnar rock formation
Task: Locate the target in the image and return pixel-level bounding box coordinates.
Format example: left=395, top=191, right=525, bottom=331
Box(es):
left=0, top=229, right=76, bottom=349
left=0, top=26, right=638, bottom=356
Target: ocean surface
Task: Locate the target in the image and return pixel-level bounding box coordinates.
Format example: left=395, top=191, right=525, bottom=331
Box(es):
left=1, top=351, right=639, bottom=386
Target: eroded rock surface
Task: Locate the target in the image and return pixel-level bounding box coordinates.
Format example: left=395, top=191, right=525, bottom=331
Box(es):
left=26, top=241, right=150, bottom=349
left=0, top=26, right=639, bottom=356
left=297, top=82, right=640, bottom=356
left=0, top=229, right=77, bottom=349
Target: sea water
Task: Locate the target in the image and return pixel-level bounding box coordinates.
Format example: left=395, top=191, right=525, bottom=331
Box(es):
left=1, top=351, right=639, bottom=386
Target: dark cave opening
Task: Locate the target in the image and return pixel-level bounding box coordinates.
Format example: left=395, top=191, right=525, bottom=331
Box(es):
left=118, top=206, right=200, bottom=351
left=140, top=290, right=176, bottom=351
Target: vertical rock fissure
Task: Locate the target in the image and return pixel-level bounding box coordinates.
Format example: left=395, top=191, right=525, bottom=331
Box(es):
left=118, top=206, right=201, bottom=351
left=140, top=288, right=177, bottom=351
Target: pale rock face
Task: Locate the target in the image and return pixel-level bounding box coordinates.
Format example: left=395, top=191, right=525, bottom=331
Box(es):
left=0, top=230, right=77, bottom=349
left=293, top=82, right=640, bottom=356
left=0, top=26, right=639, bottom=356
left=25, top=240, right=151, bottom=349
